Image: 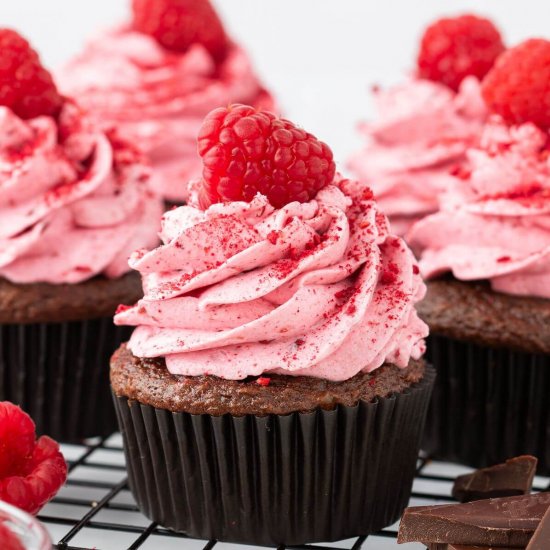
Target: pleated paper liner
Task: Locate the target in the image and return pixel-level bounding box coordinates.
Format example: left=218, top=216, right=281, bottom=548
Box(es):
left=0, top=318, right=132, bottom=442
left=422, top=334, right=550, bottom=474
left=113, top=365, right=435, bottom=546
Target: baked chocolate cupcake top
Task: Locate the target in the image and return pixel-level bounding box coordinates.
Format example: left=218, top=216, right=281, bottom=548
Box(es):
left=0, top=30, right=163, bottom=285
left=409, top=40, right=550, bottom=300
left=115, top=104, right=428, bottom=381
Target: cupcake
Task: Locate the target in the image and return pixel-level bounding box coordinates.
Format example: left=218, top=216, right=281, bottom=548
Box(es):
left=348, top=14, right=504, bottom=235
left=0, top=29, right=163, bottom=440
left=408, top=39, right=550, bottom=472
left=57, top=0, right=275, bottom=204
left=111, top=104, right=434, bottom=545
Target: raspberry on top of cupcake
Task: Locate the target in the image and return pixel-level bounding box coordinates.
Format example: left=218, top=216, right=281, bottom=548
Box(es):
left=114, top=104, right=428, bottom=381
left=348, top=14, right=504, bottom=236
left=0, top=401, right=67, bottom=515
left=0, top=29, right=163, bottom=285
left=409, top=39, right=550, bottom=299
left=57, top=0, right=275, bottom=204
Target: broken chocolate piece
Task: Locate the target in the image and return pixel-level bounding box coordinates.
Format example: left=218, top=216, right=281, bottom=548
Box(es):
left=452, top=456, right=538, bottom=503
left=526, top=504, right=550, bottom=549
left=398, top=492, right=550, bottom=547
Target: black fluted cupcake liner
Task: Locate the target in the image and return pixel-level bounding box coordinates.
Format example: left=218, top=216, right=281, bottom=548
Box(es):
left=0, top=318, right=132, bottom=442
left=113, top=366, right=435, bottom=546
left=422, top=334, right=550, bottom=474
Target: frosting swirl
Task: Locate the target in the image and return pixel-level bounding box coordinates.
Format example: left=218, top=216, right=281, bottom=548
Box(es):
left=0, top=102, right=163, bottom=284
left=408, top=118, right=550, bottom=299
left=347, top=77, right=487, bottom=235
left=57, top=27, right=274, bottom=202
left=115, top=180, right=428, bottom=381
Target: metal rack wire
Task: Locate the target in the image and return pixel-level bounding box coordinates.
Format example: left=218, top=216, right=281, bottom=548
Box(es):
left=39, top=435, right=550, bottom=550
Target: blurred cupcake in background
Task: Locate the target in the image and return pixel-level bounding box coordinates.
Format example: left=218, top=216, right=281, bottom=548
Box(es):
left=409, top=39, right=550, bottom=471
left=111, top=104, right=434, bottom=545
left=348, top=14, right=504, bottom=235
left=57, top=0, right=276, bottom=204
left=0, top=29, right=163, bottom=440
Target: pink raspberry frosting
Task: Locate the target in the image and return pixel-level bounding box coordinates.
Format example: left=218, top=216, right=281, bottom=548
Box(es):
left=114, top=180, right=428, bottom=381
left=347, top=77, right=487, bottom=235
left=57, top=27, right=274, bottom=203
left=408, top=118, right=550, bottom=299
left=0, top=101, right=163, bottom=284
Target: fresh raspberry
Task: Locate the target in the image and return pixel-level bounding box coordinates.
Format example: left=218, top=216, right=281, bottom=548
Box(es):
left=198, top=104, right=336, bottom=209
left=417, top=14, right=505, bottom=91
left=482, top=39, right=550, bottom=128
left=0, top=403, right=67, bottom=515
left=0, top=523, right=24, bottom=550
left=132, top=0, right=229, bottom=62
left=0, top=29, right=63, bottom=120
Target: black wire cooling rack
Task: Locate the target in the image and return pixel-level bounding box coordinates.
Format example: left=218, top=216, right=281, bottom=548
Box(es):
left=39, top=435, right=550, bottom=550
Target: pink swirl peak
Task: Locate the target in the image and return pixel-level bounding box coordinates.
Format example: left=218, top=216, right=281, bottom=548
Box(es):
left=114, top=180, right=428, bottom=381
left=0, top=101, right=163, bottom=284
left=408, top=118, right=550, bottom=299
left=57, top=27, right=274, bottom=202
left=347, top=76, right=487, bottom=235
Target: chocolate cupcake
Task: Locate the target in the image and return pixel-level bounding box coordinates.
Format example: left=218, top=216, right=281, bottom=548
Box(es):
left=0, top=30, right=163, bottom=441
left=111, top=105, right=434, bottom=545
left=408, top=42, right=550, bottom=472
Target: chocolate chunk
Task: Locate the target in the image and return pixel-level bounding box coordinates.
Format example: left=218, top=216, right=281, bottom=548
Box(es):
left=527, top=504, right=550, bottom=549
left=452, top=456, right=538, bottom=503
left=398, top=492, right=550, bottom=547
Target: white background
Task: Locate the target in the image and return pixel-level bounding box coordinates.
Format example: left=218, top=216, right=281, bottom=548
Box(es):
left=0, top=2, right=549, bottom=549
left=2, top=0, right=549, bottom=163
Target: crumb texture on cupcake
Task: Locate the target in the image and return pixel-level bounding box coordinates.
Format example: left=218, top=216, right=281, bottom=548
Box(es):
left=418, top=278, right=550, bottom=354
left=111, top=343, right=426, bottom=415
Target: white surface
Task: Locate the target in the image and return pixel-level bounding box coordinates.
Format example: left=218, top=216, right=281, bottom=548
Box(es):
left=3, top=2, right=550, bottom=548
left=2, top=0, right=550, bottom=161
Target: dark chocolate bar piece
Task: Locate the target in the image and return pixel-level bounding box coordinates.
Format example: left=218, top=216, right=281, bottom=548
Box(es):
left=527, top=504, right=550, bottom=549
left=398, top=492, right=550, bottom=547
left=452, top=456, right=538, bottom=503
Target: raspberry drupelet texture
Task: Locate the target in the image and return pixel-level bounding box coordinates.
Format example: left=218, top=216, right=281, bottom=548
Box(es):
left=482, top=39, right=550, bottom=129
left=0, top=402, right=67, bottom=515
left=417, top=14, right=505, bottom=91
left=0, top=29, right=63, bottom=119
left=132, top=0, right=229, bottom=62
left=198, top=104, right=336, bottom=209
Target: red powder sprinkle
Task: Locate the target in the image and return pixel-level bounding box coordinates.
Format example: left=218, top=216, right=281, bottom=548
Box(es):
left=380, top=261, right=400, bottom=285
left=413, top=265, right=420, bottom=275
left=450, top=165, right=471, bottom=180
left=73, top=266, right=92, bottom=273
left=266, top=230, right=280, bottom=245
left=334, top=287, right=355, bottom=302
left=295, top=338, right=305, bottom=346
left=483, top=183, right=548, bottom=203
left=497, top=256, right=511, bottom=263
left=362, top=187, right=375, bottom=200
left=256, top=377, right=271, bottom=387
left=115, top=304, right=132, bottom=314
left=346, top=304, right=357, bottom=315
